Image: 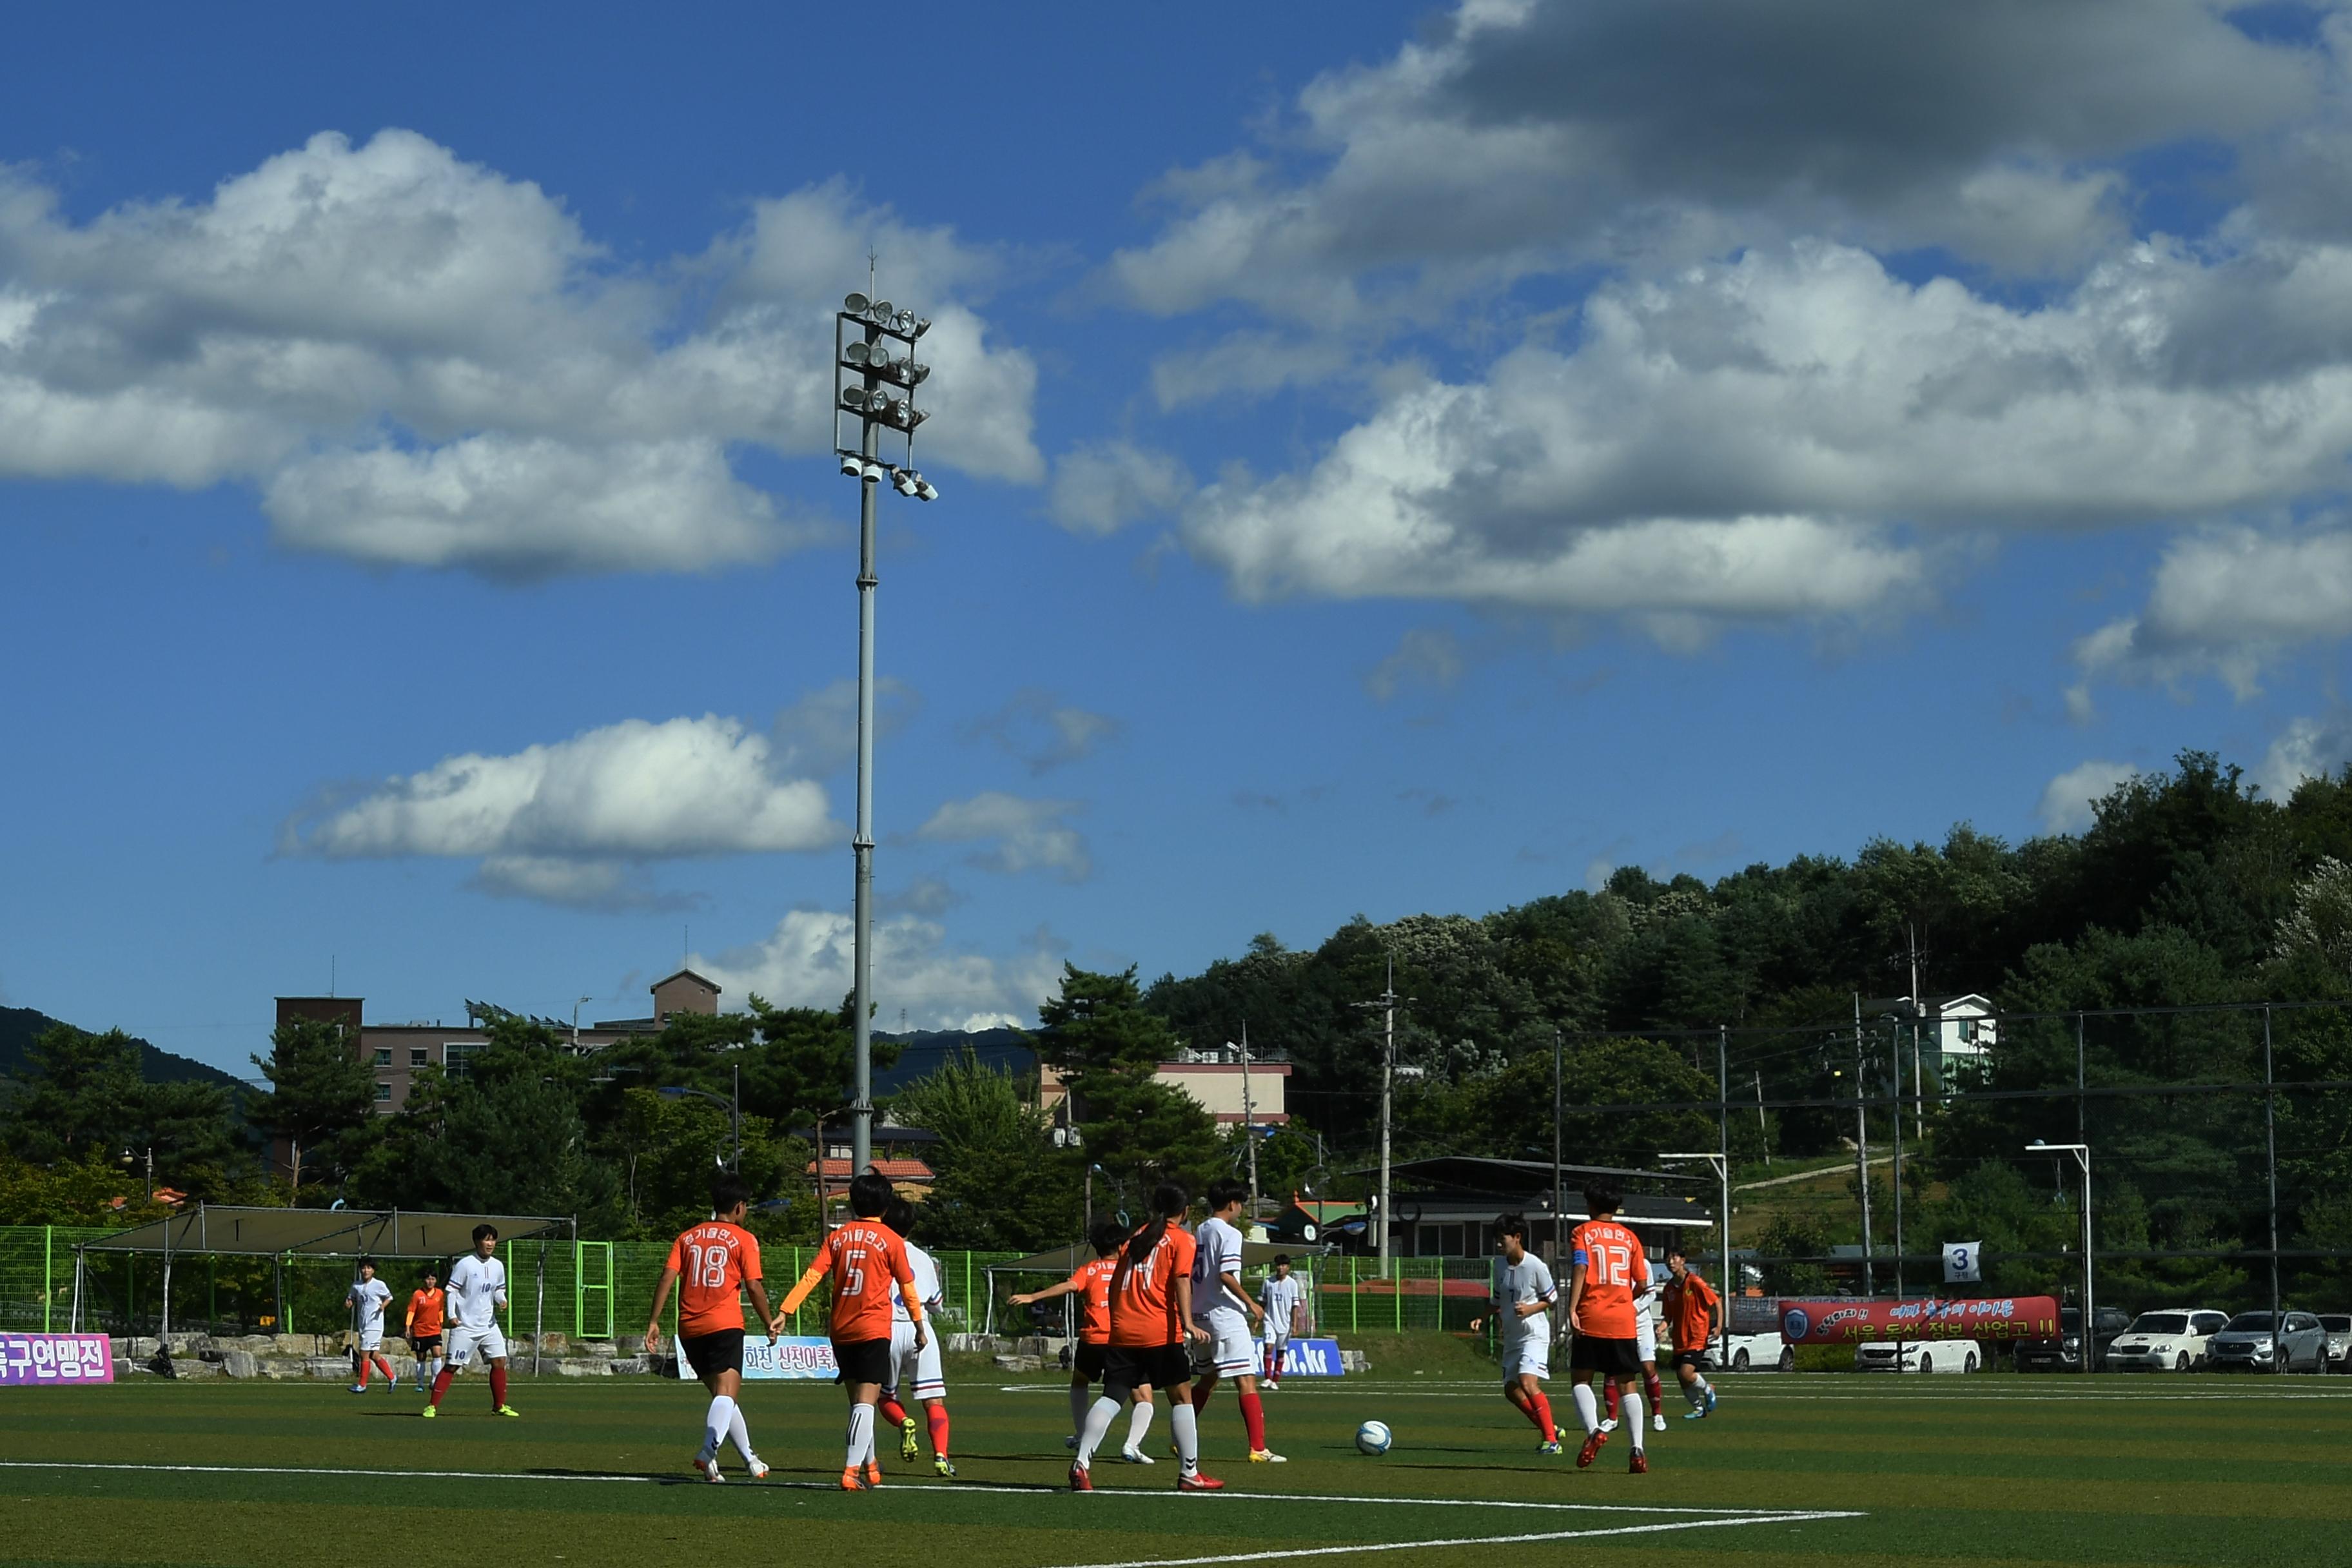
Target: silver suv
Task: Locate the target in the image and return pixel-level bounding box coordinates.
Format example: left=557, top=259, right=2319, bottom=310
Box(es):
left=2207, top=1311, right=2329, bottom=1373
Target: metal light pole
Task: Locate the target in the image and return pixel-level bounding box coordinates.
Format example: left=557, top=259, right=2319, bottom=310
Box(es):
left=1851, top=992, right=1874, bottom=1297
left=1238, top=1023, right=1259, bottom=1213
left=2029, top=1140, right=2093, bottom=1373
left=1354, top=961, right=1407, bottom=1277
left=832, top=285, right=939, bottom=1179
left=1551, top=1029, right=1563, bottom=1266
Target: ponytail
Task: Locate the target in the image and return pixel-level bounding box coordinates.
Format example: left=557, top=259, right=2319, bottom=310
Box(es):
left=1112, top=1181, right=1189, bottom=1294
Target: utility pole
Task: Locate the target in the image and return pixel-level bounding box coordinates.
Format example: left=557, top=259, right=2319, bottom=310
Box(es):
left=1240, top=1022, right=1260, bottom=1214
left=1355, top=961, right=1408, bottom=1278
left=1754, top=1069, right=1769, bottom=1168
left=1852, top=992, right=1874, bottom=1297
left=1907, top=923, right=1925, bottom=1139
left=1552, top=1029, right=1563, bottom=1265
left=1889, top=1018, right=1904, bottom=1299
left=1715, top=1024, right=1732, bottom=1346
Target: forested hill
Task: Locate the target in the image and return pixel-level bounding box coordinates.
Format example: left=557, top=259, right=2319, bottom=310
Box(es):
left=0, top=1007, right=247, bottom=1092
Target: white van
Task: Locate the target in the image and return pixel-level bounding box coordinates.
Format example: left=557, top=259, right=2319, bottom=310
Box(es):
left=1855, top=1338, right=1982, bottom=1374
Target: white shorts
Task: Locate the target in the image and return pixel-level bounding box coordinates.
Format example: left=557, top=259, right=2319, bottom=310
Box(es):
left=1636, top=1316, right=1658, bottom=1363
left=1504, top=1336, right=1551, bottom=1380
left=446, top=1324, right=509, bottom=1367
left=355, top=1330, right=384, bottom=1353
left=1190, top=1313, right=1257, bottom=1379
left=1261, top=1330, right=1289, bottom=1377
left=887, top=1320, right=945, bottom=1402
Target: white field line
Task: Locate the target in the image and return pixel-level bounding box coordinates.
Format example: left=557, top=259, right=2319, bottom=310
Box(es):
left=0, top=1458, right=1848, bottom=1524
left=1043, top=1510, right=1865, bottom=1568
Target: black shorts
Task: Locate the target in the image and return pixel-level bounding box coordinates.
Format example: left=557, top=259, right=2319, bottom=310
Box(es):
left=1102, top=1343, right=1191, bottom=1401
left=1570, top=1335, right=1644, bottom=1378
left=1075, top=1341, right=1108, bottom=1381
left=410, top=1335, right=442, bottom=1353
left=834, top=1337, right=892, bottom=1387
left=1673, top=1348, right=1712, bottom=1373
left=681, top=1328, right=745, bottom=1380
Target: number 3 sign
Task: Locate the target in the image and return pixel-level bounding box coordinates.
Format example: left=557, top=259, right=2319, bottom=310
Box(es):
left=1942, top=1242, right=1982, bottom=1284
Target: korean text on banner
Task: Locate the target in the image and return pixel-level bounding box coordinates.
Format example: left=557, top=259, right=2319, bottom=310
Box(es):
left=672, top=1336, right=839, bottom=1381
left=1776, top=1297, right=2061, bottom=1346
left=0, top=1334, right=113, bottom=1387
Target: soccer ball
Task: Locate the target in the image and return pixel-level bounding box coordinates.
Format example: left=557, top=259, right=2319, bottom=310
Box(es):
left=1355, top=1420, right=1393, bottom=1456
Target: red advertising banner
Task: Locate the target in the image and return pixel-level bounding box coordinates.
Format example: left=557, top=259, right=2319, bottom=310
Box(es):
left=1776, top=1297, right=2061, bottom=1345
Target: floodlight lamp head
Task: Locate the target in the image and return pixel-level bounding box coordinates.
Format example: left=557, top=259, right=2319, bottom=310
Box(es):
left=893, top=309, right=915, bottom=333
left=915, top=478, right=939, bottom=502
left=841, top=386, right=868, bottom=409
left=870, top=299, right=894, bottom=322
left=839, top=455, right=863, bottom=477
left=861, top=461, right=887, bottom=483
left=892, top=470, right=917, bottom=496
left=912, top=317, right=931, bottom=338
left=907, top=363, right=930, bottom=384
left=844, top=292, right=870, bottom=313
left=845, top=341, right=870, bottom=366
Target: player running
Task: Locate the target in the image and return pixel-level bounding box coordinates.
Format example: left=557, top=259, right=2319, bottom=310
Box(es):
left=1188, top=1180, right=1282, bottom=1464
left=1661, top=1247, right=1721, bottom=1420
left=1010, top=1219, right=1159, bottom=1464
left=1466, top=1215, right=1562, bottom=1453
left=1071, top=1181, right=1220, bottom=1493
left=643, top=1172, right=779, bottom=1484
left=1257, top=1254, right=1301, bottom=1391
left=343, top=1258, right=395, bottom=1394
left=774, top=1171, right=925, bottom=1491
left=1565, top=1186, right=1651, bottom=1473
left=426, top=1224, right=518, bottom=1419
left=877, top=1198, right=956, bottom=1477
left=405, top=1264, right=445, bottom=1394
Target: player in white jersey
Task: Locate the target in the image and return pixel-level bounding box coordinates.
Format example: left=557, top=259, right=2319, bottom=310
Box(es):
left=1257, top=1255, right=1302, bottom=1391
left=1468, top=1215, right=1563, bottom=1453
left=425, top=1224, right=518, bottom=1418
left=879, top=1199, right=956, bottom=1476
left=1186, top=1181, right=1282, bottom=1464
left=343, top=1258, right=396, bottom=1394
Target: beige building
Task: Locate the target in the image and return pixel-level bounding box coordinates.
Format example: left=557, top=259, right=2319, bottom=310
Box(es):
left=1038, top=1047, right=1290, bottom=1126
left=275, top=967, right=723, bottom=1116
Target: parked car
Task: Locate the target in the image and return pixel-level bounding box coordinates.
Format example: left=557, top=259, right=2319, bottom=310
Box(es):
left=1720, top=1331, right=1790, bottom=1371
left=2101, top=1308, right=2230, bottom=1372
left=1856, top=1338, right=1981, bottom=1374
left=2206, top=1311, right=2329, bottom=1373
left=2318, top=1314, right=2351, bottom=1373
left=2017, top=1306, right=2133, bottom=1372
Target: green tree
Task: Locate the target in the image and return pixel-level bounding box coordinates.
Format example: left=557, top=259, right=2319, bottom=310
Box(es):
left=1040, top=965, right=1225, bottom=1194
left=890, top=1046, right=1079, bottom=1250
left=1, top=1024, right=142, bottom=1161
left=248, top=1015, right=376, bottom=1197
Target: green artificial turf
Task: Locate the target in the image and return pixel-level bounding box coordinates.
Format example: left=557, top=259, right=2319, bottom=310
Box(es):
left=1, top=1370, right=2346, bottom=1567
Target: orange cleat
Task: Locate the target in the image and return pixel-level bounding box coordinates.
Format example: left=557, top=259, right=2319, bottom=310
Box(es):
left=1069, top=1462, right=1093, bottom=1492
left=1576, top=1429, right=1608, bottom=1469
left=1177, top=1472, right=1225, bottom=1492
left=1629, top=1450, right=1649, bottom=1475
left=861, top=1460, right=883, bottom=1488
left=839, top=1467, right=863, bottom=1491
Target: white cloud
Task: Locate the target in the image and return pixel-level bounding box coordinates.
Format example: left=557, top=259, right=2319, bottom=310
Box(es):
left=770, top=677, right=921, bottom=778
left=2038, top=759, right=2138, bottom=835
left=0, top=131, right=1040, bottom=576
left=914, top=792, right=1091, bottom=881
left=2072, top=524, right=2352, bottom=703
left=693, top=909, right=1063, bottom=1032
left=284, top=714, right=839, bottom=906
left=1175, top=235, right=2352, bottom=631
left=1365, top=628, right=1465, bottom=701
left=963, top=689, right=1122, bottom=774
left=1108, top=0, right=2319, bottom=322
left=2259, top=714, right=2352, bottom=801
left=1046, top=441, right=1193, bottom=535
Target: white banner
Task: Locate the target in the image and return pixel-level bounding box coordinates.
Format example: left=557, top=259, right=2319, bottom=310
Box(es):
left=1942, top=1241, right=1983, bottom=1284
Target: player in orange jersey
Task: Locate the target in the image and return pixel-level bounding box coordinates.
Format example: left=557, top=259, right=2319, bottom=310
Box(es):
left=1070, top=1182, right=1222, bottom=1494
left=1564, top=1184, right=1654, bottom=1474
left=404, top=1264, right=446, bottom=1394
left=775, top=1171, right=924, bottom=1491
left=1011, top=1218, right=1160, bottom=1461
left=1661, top=1246, right=1721, bottom=1420
left=645, top=1172, right=779, bottom=1484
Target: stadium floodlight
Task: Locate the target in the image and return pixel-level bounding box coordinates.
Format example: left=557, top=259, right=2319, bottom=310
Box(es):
left=828, top=271, right=943, bottom=1180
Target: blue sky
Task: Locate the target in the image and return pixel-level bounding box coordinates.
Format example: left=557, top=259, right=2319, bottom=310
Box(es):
left=5, top=2, right=2351, bottom=1072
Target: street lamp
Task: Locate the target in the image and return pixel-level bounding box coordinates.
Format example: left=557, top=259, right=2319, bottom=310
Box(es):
left=571, top=995, right=593, bottom=1054
left=2028, top=1139, right=2094, bottom=1374
left=661, top=1068, right=741, bottom=1171
left=834, top=284, right=940, bottom=1180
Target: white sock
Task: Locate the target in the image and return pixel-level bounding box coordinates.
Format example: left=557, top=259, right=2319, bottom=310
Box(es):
left=1687, top=1374, right=1709, bottom=1406
left=1069, top=1380, right=1091, bottom=1440
left=702, top=1394, right=734, bottom=1461
left=728, top=1404, right=757, bottom=1465
left=1171, top=1400, right=1200, bottom=1477
left=1075, top=1395, right=1120, bottom=1467
left=1126, top=1398, right=1155, bottom=1451
left=845, top=1403, right=875, bottom=1469
left=1570, top=1382, right=1600, bottom=1436
left=1624, top=1391, right=1645, bottom=1451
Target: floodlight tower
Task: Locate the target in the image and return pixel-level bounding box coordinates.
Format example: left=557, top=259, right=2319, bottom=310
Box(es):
left=834, top=288, right=939, bottom=1179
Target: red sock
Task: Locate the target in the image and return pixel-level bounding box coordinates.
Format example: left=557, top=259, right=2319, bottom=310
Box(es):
left=356, top=1357, right=371, bottom=1388
left=375, top=1354, right=395, bottom=1382
left=1239, top=1389, right=1267, bottom=1451
left=489, top=1364, right=508, bottom=1408
left=430, top=1367, right=453, bottom=1407
left=1603, top=1379, right=1620, bottom=1418
left=1644, top=1370, right=1663, bottom=1409
left=926, top=1402, right=950, bottom=1457
left=1191, top=1382, right=1213, bottom=1413
left=1530, top=1391, right=1556, bottom=1442
left=880, top=1398, right=911, bottom=1427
